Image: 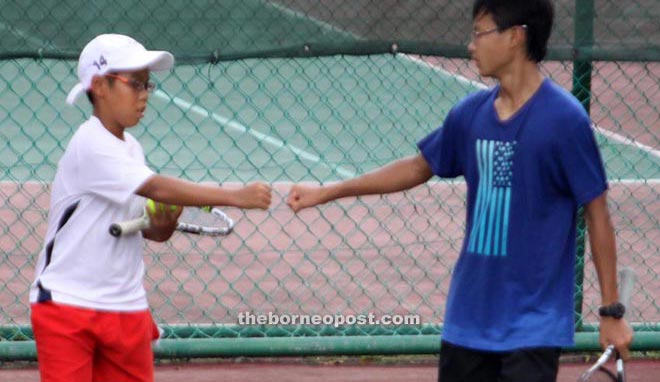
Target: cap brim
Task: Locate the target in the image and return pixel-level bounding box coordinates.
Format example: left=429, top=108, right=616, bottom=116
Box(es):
left=112, top=50, right=174, bottom=73
left=66, top=83, right=86, bottom=105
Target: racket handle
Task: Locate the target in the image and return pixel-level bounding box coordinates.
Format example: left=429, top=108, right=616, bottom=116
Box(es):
left=109, top=215, right=150, bottom=237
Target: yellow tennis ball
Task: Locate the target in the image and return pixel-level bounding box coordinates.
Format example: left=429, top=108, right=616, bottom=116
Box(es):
left=147, top=199, right=179, bottom=213
left=163, top=203, right=178, bottom=212
left=146, top=199, right=157, bottom=214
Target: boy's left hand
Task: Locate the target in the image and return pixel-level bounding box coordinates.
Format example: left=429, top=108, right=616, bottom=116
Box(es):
left=144, top=200, right=183, bottom=241
left=600, top=317, right=633, bottom=360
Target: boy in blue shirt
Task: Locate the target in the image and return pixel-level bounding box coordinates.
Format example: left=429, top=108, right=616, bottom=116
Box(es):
left=287, top=1, right=632, bottom=381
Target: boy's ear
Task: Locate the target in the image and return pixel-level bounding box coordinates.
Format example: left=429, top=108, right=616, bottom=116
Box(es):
left=89, top=75, right=107, bottom=100
left=510, top=25, right=527, bottom=50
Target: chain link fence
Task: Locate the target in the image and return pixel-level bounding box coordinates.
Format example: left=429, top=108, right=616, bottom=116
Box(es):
left=0, top=0, right=659, bottom=359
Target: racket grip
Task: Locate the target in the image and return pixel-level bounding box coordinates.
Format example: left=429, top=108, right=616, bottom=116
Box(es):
left=109, top=216, right=150, bottom=237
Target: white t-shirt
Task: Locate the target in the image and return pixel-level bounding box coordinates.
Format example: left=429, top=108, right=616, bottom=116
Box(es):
left=30, top=116, right=155, bottom=311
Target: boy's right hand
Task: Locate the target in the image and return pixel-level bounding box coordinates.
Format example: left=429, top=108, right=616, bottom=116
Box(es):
left=236, top=182, right=272, bottom=209
left=287, top=184, right=325, bottom=212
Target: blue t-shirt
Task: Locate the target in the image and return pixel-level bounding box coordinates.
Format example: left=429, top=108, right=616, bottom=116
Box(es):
left=418, top=79, right=607, bottom=351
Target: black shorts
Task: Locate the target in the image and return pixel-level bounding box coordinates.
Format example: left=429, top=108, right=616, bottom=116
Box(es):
left=438, top=340, right=561, bottom=382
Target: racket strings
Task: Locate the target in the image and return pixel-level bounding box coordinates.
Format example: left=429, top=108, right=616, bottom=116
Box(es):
left=175, top=207, right=234, bottom=235
left=181, top=208, right=229, bottom=228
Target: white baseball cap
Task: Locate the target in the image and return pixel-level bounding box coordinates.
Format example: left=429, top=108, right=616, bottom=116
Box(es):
left=66, top=33, right=174, bottom=105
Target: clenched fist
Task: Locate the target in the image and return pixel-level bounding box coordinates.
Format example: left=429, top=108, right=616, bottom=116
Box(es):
left=287, top=184, right=327, bottom=212
left=236, top=182, right=272, bottom=209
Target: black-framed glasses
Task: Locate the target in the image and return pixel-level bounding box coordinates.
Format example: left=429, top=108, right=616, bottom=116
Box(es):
left=106, top=74, right=156, bottom=93
left=471, top=24, right=527, bottom=41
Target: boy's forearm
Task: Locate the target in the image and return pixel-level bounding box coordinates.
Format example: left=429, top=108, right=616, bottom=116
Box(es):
left=322, top=155, right=433, bottom=202
left=137, top=175, right=238, bottom=207
left=589, top=225, right=618, bottom=305
left=585, top=193, right=619, bottom=305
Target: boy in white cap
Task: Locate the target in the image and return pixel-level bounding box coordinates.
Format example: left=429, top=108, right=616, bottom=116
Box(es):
left=30, top=34, right=271, bottom=382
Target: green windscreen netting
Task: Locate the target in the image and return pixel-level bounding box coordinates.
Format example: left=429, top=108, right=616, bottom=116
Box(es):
left=0, top=0, right=659, bottom=359
left=2, top=0, right=659, bottom=61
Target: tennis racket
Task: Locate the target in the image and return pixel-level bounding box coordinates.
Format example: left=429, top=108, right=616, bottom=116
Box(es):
left=109, top=205, right=235, bottom=237
left=578, top=266, right=636, bottom=382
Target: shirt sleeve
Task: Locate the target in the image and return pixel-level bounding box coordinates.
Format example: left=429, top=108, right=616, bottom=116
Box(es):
left=417, top=107, right=463, bottom=178
left=75, top=135, right=154, bottom=205
left=557, top=117, right=608, bottom=206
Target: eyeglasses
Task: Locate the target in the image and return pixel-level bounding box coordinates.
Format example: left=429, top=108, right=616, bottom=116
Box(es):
left=471, top=24, right=527, bottom=41
left=105, top=74, right=156, bottom=93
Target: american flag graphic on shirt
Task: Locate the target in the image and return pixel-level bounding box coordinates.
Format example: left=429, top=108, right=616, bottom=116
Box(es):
left=468, top=139, right=516, bottom=256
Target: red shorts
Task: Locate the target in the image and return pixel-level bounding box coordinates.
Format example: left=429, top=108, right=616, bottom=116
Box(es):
left=31, top=301, right=160, bottom=382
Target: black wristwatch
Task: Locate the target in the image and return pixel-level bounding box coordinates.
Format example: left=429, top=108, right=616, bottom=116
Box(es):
left=599, top=302, right=626, bottom=319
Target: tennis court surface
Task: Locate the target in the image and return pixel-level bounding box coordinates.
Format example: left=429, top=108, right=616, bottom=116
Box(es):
left=3, top=357, right=660, bottom=381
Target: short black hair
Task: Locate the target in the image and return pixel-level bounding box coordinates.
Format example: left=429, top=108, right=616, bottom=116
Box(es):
left=472, top=0, right=554, bottom=62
